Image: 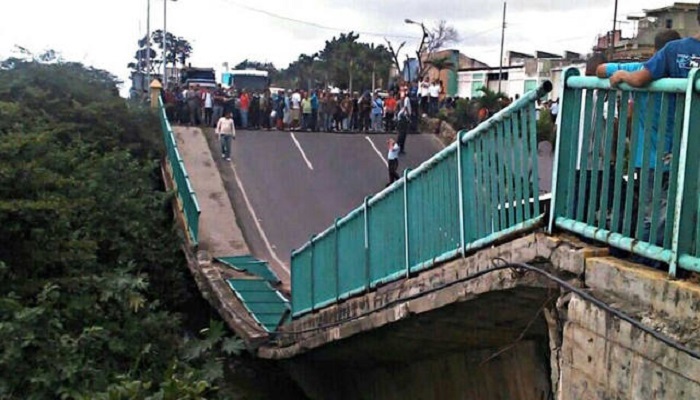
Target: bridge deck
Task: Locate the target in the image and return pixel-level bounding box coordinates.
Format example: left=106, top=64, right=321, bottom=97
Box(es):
left=173, top=126, right=250, bottom=258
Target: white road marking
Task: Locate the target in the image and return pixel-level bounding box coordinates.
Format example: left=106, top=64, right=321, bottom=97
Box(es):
left=290, top=132, right=314, bottom=170
left=365, top=136, right=388, bottom=167
left=230, top=162, right=290, bottom=277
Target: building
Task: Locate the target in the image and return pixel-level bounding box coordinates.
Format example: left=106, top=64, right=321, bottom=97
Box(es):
left=596, top=2, right=698, bottom=60
left=457, top=54, right=585, bottom=100
left=422, top=50, right=489, bottom=97
left=503, top=51, right=534, bottom=67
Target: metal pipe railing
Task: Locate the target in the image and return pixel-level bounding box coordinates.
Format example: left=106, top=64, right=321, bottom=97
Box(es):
left=292, top=81, right=552, bottom=316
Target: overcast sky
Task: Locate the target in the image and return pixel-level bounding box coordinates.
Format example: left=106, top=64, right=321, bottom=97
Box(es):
left=0, top=0, right=684, bottom=92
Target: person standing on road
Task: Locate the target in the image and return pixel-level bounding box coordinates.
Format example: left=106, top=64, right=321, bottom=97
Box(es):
left=428, top=79, right=440, bottom=117
left=384, top=92, right=397, bottom=132
left=396, top=92, right=412, bottom=154
left=202, top=88, right=214, bottom=126
left=239, top=90, right=250, bottom=129
left=212, top=84, right=225, bottom=127
left=371, top=92, right=384, bottom=132
left=311, top=90, right=319, bottom=132
left=216, top=111, right=236, bottom=161
left=419, top=77, right=430, bottom=116
left=387, top=138, right=401, bottom=186
left=359, top=93, right=372, bottom=132
left=291, top=89, right=302, bottom=131
left=301, top=93, right=312, bottom=131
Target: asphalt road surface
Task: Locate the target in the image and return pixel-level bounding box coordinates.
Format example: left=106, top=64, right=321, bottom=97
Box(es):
left=226, top=130, right=444, bottom=272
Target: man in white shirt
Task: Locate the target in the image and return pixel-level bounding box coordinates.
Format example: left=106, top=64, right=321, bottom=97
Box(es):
left=291, top=90, right=302, bottom=131
left=396, top=93, right=411, bottom=154
left=202, top=89, right=214, bottom=126
left=428, top=80, right=441, bottom=117
left=215, top=112, right=236, bottom=161
left=419, top=77, right=430, bottom=116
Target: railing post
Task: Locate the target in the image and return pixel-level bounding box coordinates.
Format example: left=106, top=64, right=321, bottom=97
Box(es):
left=549, top=67, right=582, bottom=233
left=403, top=169, right=411, bottom=278
left=334, top=218, right=340, bottom=302
left=457, top=131, right=466, bottom=257
left=363, top=196, right=370, bottom=291
left=671, top=68, right=700, bottom=277
left=309, top=235, right=316, bottom=311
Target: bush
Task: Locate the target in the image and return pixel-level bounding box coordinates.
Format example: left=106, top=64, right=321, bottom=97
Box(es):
left=449, top=98, right=478, bottom=131
left=0, top=58, right=229, bottom=399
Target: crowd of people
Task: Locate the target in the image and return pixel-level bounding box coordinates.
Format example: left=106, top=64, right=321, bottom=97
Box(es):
left=163, top=77, right=453, bottom=134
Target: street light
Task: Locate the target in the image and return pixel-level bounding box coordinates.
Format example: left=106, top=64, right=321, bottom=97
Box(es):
left=163, top=0, right=177, bottom=87
left=405, top=18, right=428, bottom=80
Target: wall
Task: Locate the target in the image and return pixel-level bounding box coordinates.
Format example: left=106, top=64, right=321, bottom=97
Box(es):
left=557, top=257, right=700, bottom=399
left=457, top=71, right=488, bottom=98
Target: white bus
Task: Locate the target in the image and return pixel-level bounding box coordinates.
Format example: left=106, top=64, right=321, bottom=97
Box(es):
left=220, top=70, right=270, bottom=92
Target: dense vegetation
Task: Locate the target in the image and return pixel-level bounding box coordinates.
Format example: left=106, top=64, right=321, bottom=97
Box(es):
left=0, top=58, right=241, bottom=399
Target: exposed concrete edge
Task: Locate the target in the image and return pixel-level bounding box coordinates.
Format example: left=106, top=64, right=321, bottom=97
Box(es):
left=161, top=162, right=269, bottom=348
left=259, top=234, right=552, bottom=359
left=534, top=232, right=610, bottom=277
left=258, top=232, right=619, bottom=360
left=585, top=257, right=700, bottom=322
left=187, top=249, right=270, bottom=347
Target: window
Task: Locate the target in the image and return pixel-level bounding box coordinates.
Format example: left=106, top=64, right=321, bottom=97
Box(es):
left=666, top=19, right=673, bottom=29
left=471, top=81, right=485, bottom=97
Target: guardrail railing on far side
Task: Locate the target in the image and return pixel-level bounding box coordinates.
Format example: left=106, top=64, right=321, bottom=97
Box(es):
left=157, top=97, right=201, bottom=246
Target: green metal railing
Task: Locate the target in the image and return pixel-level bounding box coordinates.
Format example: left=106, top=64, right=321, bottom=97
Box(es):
left=157, top=98, right=201, bottom=245
left=549, top=68, right=700, bottom=277
left=291, top=82, right=553, bottom=316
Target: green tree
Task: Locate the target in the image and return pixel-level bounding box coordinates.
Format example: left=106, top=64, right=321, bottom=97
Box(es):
left=315, top=32, right=392, bottom=92
left=0, top=58, right=231, bottom=399
left=128, top=31, right=193, bottom=79
left=425, top=56, right=453, bottom=80
left=476, top=87, right=509, bottom=115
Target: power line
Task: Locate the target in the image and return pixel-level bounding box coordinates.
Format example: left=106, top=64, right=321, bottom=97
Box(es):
left=216, top=0, right=420, bottom=40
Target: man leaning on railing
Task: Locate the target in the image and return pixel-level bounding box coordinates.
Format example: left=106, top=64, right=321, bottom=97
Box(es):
left=598, top=30, right=682, bottom=247
left=609, top=4, right=700, bottom=246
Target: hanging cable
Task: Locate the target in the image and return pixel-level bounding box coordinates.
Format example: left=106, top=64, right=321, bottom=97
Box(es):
left=265, top=259, right=700, bottom=362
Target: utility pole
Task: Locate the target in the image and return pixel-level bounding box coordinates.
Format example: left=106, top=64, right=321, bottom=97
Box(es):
left=610, top=0, right=619, bottom=59
left=163, top=0, right=167, bottom=86
left=498, top=1, right=507, bottom=94
left=146, top=0, right=151, bottom=89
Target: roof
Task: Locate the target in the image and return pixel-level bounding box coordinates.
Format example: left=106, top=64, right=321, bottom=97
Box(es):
left=507, top=51, right=534, bottom=59
left=227, top=69, right=269, bottom=77
left=423, top=49, right=490, bottom=69
left=458, top=65, right=523, bottom=72
left=535, top=51, right=562, bottom=59
left=644, top=2, right=698, bottom=15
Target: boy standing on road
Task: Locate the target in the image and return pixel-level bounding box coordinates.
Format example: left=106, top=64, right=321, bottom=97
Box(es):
left=387, top=138, right=401, bottom=186
left=216, top=112, right=236, bottom=162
